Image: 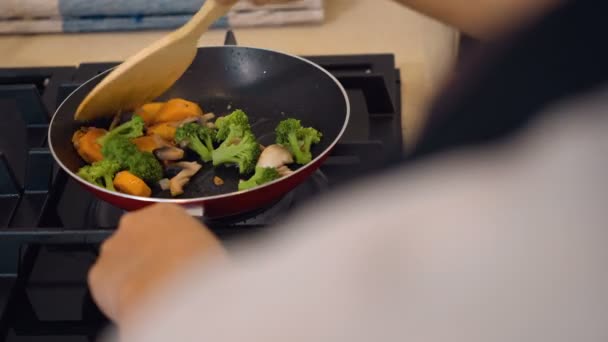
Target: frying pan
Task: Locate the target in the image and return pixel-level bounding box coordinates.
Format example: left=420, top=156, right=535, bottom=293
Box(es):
left=48, top=46, right=350, bottom=218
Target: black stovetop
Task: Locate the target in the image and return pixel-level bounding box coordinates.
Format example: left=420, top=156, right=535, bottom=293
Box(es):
left=0, top=50, right=402, bottom=341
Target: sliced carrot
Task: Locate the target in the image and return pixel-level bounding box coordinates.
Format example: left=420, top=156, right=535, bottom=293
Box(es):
left=154, top=98, right=203, bottom=124
left=147, top=122, right=177, bottom=141
left=72, top=130, right=85, bottom=144
left=113, top=171, right=152, bottom=197
left=72, top=127, right=107, bottom=163
left=135, top=102, right=165, bottom=125
left=132, top=135, right=161, bottom=153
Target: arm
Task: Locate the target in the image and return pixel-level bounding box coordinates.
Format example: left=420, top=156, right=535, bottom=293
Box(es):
left=92, top=108, right=608, bottom=342
left=223, top=0, right=560, bottom=40
left=392, top=0, right=561, bottom=39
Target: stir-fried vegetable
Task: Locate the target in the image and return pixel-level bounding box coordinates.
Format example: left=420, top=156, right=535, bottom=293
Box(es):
left=113, top=171, right=152, bottom=197
left=132, top=135, right=162, bottom=153
left=154, top=98, right=203, bottom=124
left=147, top=122, right=177, bottom=141
left=73, top=100, right=324, bottom=197
left=275, top=118, right=322, bottom=165
left=83, top=116, right=163, bottom=188
left=215, top=109, right=251, bottom=142
left=135, top=102, right=165, bottom=125
left=101, top=136, right=138, bottom=167
left=127, top=152, right=164, bottom=183
left=72, top=127, right=106, bottom=164
left=257, top=144, right=294, bottom=169
left=212, top=131, right=260, bottom=174
left=211, top=109, right=260, bottom=174
left=168, top=161, right=203, bottom=197
left=77, top=159, right=122, bottom=191
left=238, top=166, right=280, bottom=191
left=97, top=115, right=144, bottom=146
left=175, top=123, right=216, bottom=162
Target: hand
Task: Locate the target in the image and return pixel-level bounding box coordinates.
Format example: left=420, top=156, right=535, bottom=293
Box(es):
left=88, top=204, right=226, bottom=325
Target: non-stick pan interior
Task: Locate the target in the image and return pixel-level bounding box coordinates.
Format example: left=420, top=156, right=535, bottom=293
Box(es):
left=50, top=46, right=349, bottom=198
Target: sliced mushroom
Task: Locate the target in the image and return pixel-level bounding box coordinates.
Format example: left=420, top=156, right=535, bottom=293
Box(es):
left=168, top=161, right=203, bottom=196
left=197, top=113, right=217, bottom=128
left=165, top=116, right=200, bottom=128
left=177, top=116, right=203, bottom=127
left=154, top=146, right=185, bottom=161
left=175, top=161, right=202, bottom=176
left=276, top=165, right=294, bottom=177
left=158, top=178, right=171, bottom=191
left=257, top=144, right=294, bottom=169
left=169, top=172, right=191, bottom=197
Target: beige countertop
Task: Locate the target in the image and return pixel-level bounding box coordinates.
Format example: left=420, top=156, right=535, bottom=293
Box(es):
left=0, top=0, right=458, bottom=148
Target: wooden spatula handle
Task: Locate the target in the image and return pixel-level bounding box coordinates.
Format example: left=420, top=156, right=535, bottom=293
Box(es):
left=182, top=0, right=239, bottom=39
left=74, top=0, right=239, bottom=121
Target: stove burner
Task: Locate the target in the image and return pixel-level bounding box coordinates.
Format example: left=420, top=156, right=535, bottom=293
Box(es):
left=204, top=170, right=329, bottom=227
left=89, top=170, right=330, bottom=229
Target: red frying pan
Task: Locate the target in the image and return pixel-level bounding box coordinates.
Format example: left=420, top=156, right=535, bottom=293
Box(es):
left=48, top=46, right=350, bottom=218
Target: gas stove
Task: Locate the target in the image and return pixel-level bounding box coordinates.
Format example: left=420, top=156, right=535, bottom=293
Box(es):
left=0, top=39, right=403, bottom=341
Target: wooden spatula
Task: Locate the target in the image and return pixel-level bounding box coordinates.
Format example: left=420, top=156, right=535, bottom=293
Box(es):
left=75, top=0, right=238, bottom=121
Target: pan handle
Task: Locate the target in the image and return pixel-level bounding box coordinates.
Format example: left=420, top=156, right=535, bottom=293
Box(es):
left=183, top=204, right=205, bottom=217
left=224, top=30, right=237, bottom=46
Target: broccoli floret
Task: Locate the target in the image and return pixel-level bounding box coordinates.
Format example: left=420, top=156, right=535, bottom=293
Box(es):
left=101, top=135, right=139, bottom=167
left=275, top=118, right=323, bottom=165
left=215, top=109, right=251, bottom=142
left=175, top=123, right=216, bottom=162
left=85, top=115, right=161, bottom=184
left=99, top=131, right=162, bottom=183
left=301, top=127, right=322, bottom=149
left=97, top=115, right=144, bottom=146
left=77, top=159, right=122, bottom=191
left=238, top=166, right=280, bottom=191
left=127, top=152, right=163, bottom=183
left=212, top=131, right=260, bottom=174
left=220, top=124, right=248, bottom=147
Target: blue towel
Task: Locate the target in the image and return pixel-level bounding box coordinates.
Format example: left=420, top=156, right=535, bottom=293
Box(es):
left=0, top=0, right=202, bottom=18
left=0, top=0, right=323, bottom=18
left=63, top=14, right=228, bottom=32
left=59, top=0, right=204, bottom=17
left=0, top=0, right=324, bottom=34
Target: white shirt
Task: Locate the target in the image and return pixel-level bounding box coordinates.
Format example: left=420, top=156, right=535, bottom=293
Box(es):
left=112, top=86, right=608, bottom=342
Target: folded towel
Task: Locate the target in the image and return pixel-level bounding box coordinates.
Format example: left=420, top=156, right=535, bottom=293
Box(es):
left=0, top=0, right=323, bottom=18
left=0, top=9, right=324, bottom=34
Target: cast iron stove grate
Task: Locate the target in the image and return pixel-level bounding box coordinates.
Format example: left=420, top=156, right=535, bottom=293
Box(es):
left=0, top=33, right=402, bottom=341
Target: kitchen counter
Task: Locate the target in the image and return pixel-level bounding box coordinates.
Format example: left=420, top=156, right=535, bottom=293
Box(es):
left=0, top=0, right=458, bottom=148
